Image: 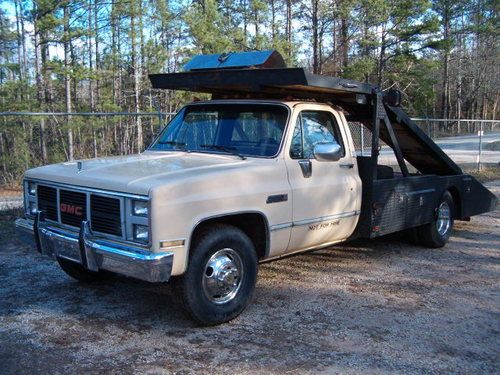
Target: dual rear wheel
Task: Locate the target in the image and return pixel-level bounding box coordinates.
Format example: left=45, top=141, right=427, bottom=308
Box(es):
left=411, top=191, right=454, bottom=248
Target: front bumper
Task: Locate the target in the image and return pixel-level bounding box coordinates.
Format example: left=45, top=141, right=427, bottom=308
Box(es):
left=15, top=212, right=173, bottom=283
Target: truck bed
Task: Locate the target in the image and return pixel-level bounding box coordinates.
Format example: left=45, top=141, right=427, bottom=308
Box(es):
left=353, top=157, right=497, bottom=239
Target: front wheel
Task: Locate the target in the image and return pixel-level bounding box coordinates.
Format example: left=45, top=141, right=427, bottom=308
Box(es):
left=173, top=224, right=258, bottom=326
left=417, top=191, right=454, bottom=248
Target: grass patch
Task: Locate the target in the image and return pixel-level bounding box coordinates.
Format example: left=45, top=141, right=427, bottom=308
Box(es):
left=468, top=166, right=500, bottom=182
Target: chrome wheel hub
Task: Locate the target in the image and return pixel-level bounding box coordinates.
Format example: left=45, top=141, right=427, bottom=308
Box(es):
left=202, top=248, right=243, bottom=305
left=436, top=202, right=451, bottom=236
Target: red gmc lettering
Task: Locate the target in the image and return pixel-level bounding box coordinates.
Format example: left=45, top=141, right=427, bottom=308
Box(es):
left=60, top=204, right=83, bottom=216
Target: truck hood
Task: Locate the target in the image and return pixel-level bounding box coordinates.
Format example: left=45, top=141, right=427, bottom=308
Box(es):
left=25, top=151, right=250, bottom=195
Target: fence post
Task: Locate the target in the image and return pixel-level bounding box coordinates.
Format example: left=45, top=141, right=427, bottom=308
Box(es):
left=477, top=120, right=483, bottom=171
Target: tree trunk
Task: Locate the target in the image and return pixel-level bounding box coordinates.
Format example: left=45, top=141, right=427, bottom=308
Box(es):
left=377, top=27, right=386, bottom=87
left=254, top=5, right=260, bottom=49
left=340, top=18, right=348, bottom=71
left=15, top=0, right=28, bottom=83
left=131, top=1, right=143, bottom=152
left=14, top=0, right=23, bottom=81
left=88, top=0, right=95, bottom=111
left=64, top=4, right=73, bottom=161
left=312, top=0, right=319, bottom=73
left=242, top=0, right=248, bottom=45
left=34, top=16, right=47, bottom=163
left=363, top=16, right=369, bottom=83
left=270, top=0, right=276, bottom=45
left=441, top=3, right=451, bottom=119
left=286, top=0, right=292, bottom=59
left=94, top=0, right=100, bottom=109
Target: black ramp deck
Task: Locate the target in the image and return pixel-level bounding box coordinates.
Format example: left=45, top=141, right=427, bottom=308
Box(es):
left=150, top=67, right=461, bottom=176
left=149, top=68, right=373, bottom=99
left=381, top=106, right=463, bottom=175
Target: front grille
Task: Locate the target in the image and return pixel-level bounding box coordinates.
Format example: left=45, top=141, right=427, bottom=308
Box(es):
left=34, top=183, right=125, bottom=239
left=60, top=189, right=87, bottom=227
left=37, top=185, right=58, bottom=221
left=90, top=195, right=122, bottom=236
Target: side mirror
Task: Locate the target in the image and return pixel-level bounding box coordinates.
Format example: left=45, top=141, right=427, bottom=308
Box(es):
left=313, top=142, right=342, bottom=162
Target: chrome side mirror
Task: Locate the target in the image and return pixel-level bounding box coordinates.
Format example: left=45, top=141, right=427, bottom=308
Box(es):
left=313, top=142, right=342, bottom=162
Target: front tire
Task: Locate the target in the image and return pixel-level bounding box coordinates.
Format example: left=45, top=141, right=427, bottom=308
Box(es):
left=174, top=224, right=258, bottom=326
left=417, top=191, right=454, bottom=248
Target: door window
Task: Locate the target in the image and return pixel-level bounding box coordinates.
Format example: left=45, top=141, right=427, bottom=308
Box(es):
left=290, top=111, right=345, bottom=159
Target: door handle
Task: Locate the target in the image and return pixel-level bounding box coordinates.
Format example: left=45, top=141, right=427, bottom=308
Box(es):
left=340, top=163, right=354, bottom=169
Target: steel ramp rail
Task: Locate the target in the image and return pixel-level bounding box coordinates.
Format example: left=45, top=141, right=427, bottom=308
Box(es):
left=384, top=106, right=463, bottom=176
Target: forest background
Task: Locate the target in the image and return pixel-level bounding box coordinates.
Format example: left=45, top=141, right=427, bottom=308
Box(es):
left=0, top=0, right=498, bottom=186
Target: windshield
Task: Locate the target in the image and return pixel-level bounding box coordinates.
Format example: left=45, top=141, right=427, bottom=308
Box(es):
left=148, top=103, right=289, bottom=157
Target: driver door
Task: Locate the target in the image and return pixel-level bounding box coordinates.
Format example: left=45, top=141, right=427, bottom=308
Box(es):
left=284, top=106, right=361, bottom=254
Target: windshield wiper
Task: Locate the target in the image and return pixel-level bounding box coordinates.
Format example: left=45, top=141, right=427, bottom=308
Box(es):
left=199, top=144, right=246, bottom=160
left=157, top=140, right=189, bottom=151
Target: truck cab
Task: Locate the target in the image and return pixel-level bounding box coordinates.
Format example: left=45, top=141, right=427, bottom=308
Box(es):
left=145, top=100, right=362, bottom=268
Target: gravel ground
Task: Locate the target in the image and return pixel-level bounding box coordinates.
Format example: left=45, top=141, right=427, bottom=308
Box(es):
left=0, top=189, right=23, bottom=211
left=0, top=197, right=23, bottom=211
left=0, top=182, right=498, bottom=374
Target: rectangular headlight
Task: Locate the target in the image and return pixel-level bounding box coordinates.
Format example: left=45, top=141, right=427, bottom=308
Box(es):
left=27, top=181, right=37, bottom=196
left=29, top=201, right=37, bottom=215
left=133, top=224, right=149, bottom=242
left=132, top=200, right=148, bottom=216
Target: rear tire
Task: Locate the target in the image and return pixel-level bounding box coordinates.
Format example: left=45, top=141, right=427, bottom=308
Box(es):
left=417, top=191, right=454, bottom=248
left=173, top=224, right=258, bottom=326
left=57, top=257, right=113, bottom=282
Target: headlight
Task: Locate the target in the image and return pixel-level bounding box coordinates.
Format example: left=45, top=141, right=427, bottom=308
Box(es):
left=132, top=200, right=148, bottom=216
left=27, top=181, right=37, bottom=195
left=29, top=201, right=37, bottom=215
left=133, top=224, right=149, bottom=242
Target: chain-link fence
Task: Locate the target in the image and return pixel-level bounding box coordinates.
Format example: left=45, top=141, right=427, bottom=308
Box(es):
left=1, top=112, right=499, bottom=206
left=347, top=118, right=500, bottom=173
left=0, top=112, right=174, bottom=207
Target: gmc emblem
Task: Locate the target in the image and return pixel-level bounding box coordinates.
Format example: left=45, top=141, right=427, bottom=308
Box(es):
left=60, top=203, right=83, bottom=216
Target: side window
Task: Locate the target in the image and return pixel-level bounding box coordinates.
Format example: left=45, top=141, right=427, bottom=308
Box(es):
left=289, top=110, right=345, bottom=159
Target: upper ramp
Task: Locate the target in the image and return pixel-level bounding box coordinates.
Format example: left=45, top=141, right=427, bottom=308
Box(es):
left=149, top=50, right=462, bottom=176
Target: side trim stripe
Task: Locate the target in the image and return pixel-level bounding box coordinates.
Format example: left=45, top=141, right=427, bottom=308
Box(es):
left=270, top=210, right=360, bottom=231
left=269, top=222, right=293, bottom=231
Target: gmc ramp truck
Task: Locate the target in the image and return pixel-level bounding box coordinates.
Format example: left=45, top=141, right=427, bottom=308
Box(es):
left=16, top=50, right=497, bottom=325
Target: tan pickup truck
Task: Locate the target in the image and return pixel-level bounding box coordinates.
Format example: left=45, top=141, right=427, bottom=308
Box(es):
left=16, top=51, right=496, bottom=325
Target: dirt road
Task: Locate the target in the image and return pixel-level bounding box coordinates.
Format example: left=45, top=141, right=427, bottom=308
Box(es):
left=1, top=183, right=498, bottom=374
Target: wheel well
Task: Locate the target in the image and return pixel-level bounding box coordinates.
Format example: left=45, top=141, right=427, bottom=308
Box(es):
left=190, top=213, right=269, bottom=259
left=448, top=186, right=462, bottom=218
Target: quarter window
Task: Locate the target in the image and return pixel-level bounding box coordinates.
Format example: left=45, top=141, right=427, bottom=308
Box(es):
left=290, top=111, right=345, bottom=159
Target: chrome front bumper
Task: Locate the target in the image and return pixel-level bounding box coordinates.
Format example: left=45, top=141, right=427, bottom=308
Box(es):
left=15, top=213, right=173, bottom=283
